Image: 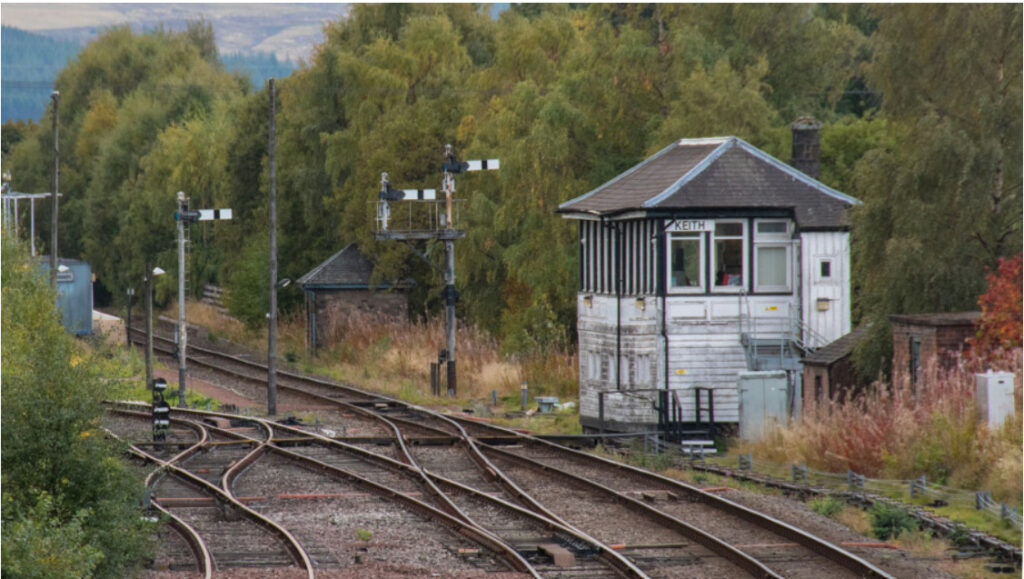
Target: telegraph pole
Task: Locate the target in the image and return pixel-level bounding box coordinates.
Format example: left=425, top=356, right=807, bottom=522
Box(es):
left=267, top=77, right=279, bottom=416
left=176, top=192, right=188, bottom=407
left=50, top=91, right=59, bottom=289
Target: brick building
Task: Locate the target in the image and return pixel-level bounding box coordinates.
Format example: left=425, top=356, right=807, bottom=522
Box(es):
left=889, top=312, right=981, bottom=384
left=800, top=325, right=869, bottom=405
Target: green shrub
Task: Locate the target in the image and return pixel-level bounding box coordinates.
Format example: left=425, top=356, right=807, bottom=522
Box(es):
left=808, top=495, right=846, bottom=518
left=869, top=502, right=917, bottom=540
left=2, top=238, right=153, bottom=577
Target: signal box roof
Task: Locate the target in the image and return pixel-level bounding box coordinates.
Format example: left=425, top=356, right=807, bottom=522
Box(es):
left=558, top=137, right=859, bottom=230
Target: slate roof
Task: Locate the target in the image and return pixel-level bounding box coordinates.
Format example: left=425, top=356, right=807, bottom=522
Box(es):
left=802, top=325, right=870, bottom=366
left=558, top=137, right=859, bottom=229
left=298, top=244, right=409, bottom=289
left=888, top=312, right=982, bottom=327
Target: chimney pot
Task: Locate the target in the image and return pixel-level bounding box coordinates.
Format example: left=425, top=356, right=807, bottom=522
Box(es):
left=790, top=117, right=822, bottom=180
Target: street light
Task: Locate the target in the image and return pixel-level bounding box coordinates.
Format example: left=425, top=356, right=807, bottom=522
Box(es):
left=144, top=264, right=165, bottom=394
left=126, top=287, right=136, bottom=348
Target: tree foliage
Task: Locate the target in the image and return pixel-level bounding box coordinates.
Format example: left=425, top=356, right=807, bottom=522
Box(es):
left=973, top=253, right=1024, bottom=355
left=851, top=4, right=1022, bottom=378
left=1, top=237, right=152, bottom=577
left=3, top=5, right=1019, bottom=362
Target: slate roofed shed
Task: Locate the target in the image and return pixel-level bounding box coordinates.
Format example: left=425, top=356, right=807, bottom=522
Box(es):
left=299, top=243, right=383, bottom=289
left=298, top=244, right=410, bottom=356
left=558, top=137, right=859, bottom=229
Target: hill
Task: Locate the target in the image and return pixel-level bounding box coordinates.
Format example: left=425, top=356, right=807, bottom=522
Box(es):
left=1, top=26, right=80, bottom=122
left=1, top=26, right=296, bottom=122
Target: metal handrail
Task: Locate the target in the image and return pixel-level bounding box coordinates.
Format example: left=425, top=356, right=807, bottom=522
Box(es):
left=740, top=291, right=829, bottom=369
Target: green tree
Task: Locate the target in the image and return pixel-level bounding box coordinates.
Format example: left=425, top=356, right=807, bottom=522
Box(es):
left=851, top=4, right=1022, bottom=378
left=1, top=237, right=152, bottom=577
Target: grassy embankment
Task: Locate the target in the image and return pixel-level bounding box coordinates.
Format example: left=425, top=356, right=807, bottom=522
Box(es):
left=732, top=350, right=1023, bottom=548
left=175, top=302, right=582, bottom=433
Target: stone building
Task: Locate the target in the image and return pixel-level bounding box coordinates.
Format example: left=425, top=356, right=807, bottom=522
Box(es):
left=298, top=244, right=409, bottom=356
left=800, top=325, right=870, bottom=406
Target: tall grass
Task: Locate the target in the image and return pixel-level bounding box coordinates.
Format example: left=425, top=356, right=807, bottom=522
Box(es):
left=747, top=349, right=1022, bottom=502
left=179, top=301, right=578, bottom=404
left=315, top=308, right=576, bottom=401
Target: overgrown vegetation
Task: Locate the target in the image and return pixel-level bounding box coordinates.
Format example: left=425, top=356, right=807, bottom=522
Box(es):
left=181, top=301, right=576, bottom=405
left=808, top=496, right=846, bottom=518
left=743, top=259, right=1023, bottom=504
left=746, top=351, right=1022, bottom=503
left=1, top=237, right=152, bottom=577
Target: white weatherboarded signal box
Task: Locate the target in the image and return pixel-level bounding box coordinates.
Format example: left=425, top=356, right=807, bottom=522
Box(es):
left=975, top=371, right=1016, bottom=428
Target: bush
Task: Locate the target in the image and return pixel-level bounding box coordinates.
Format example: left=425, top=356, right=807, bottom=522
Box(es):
left=1, top=238, right=153, bottom=577
left=869, top=502, right=917, bottom=540
left=808, top=495, right=846, bottom=518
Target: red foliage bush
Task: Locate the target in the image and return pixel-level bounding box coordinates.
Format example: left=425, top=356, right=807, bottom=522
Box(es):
left=972, top=253, right=1023, bottom=356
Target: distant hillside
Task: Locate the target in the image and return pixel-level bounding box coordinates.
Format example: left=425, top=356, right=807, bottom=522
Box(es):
left=221, top=52, right=295, bottom=90
left=1, top=26, right=80, bottom=123
left=1, top=26, right=296, bottom=123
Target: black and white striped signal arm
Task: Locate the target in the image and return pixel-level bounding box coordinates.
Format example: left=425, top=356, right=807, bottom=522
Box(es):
left=198, top=209, right=233, bottom=220
left=442, top=144, right=499, bottom=174
left=379, top=172, right=437, bottom=201
left=175, top=207, right=233, bottom=222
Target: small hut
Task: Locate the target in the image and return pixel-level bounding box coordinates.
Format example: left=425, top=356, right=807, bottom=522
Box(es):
left=890, top=312, right=981, bottom=383
left=298, top=244, right=409, bottom=356
left=801, top=325, right=870, bottom=405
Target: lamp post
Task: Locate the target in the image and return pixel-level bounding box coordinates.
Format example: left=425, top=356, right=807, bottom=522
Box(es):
left=1, top=169, right=10, bottom=232
left=126, top=287, right=135, bottom=349
left=144, top=264, right=165, bottom=393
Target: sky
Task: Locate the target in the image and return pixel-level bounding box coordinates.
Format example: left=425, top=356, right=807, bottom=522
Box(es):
left=0, top=3, right=352, bottom=61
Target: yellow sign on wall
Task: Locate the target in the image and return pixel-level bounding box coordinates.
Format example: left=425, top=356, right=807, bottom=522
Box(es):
left=674, top=369, right=687, bottom=375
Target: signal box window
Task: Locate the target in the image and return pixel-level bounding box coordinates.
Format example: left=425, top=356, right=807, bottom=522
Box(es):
left=713, top=221, right=745, bottom=290
left=669, top=232, right=703, bottom=292
left=754, top=220, right=792, bottom=293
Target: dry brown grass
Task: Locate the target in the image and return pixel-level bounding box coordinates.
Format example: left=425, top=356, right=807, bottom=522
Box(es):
left=835, top=505, right=872, bottom=536
left=747, top=349, right=1022, bottom=503
left=180, top=301, right=578, bottom=405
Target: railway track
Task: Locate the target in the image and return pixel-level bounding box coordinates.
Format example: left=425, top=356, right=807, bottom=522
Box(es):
left=119, top=326, right=900, bottom=578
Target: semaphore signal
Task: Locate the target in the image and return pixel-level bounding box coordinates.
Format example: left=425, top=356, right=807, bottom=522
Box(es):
left=375, top=144, right=499, bottom=396
left=173, top=191, right=233, bottom=408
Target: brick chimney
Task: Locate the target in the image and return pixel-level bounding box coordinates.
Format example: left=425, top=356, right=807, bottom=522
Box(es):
left=790, top=117, right=822, bottom=180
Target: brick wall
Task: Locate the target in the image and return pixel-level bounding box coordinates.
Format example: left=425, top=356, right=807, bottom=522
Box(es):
left=891, top=317, right=977, bottom=382
left=307, top=289, right=407, bottom=352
